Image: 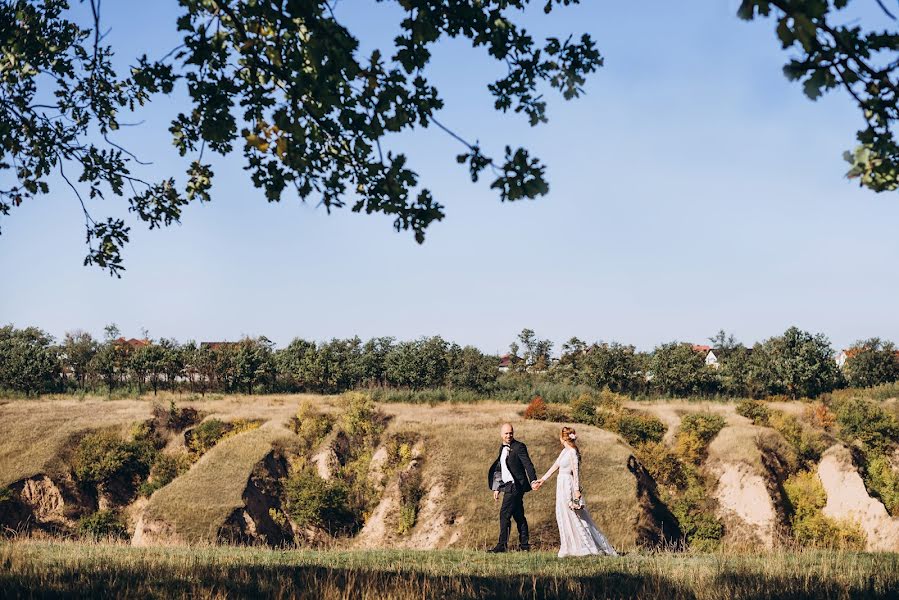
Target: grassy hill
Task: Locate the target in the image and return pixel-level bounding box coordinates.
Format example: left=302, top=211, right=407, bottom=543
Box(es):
left=1, top=392, right=898, bottom=554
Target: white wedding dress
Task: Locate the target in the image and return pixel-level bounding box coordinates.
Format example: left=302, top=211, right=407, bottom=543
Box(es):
left=540, top=446, right=617, bottom=558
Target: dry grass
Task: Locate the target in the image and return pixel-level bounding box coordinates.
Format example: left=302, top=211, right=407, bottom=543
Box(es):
left=142, top=422, right=295, bottom=543
left=2, top=539, right=898, bottom=599
left=0, top=393, right=326, bottom=487
left=379, top=402, right=640, bottom=550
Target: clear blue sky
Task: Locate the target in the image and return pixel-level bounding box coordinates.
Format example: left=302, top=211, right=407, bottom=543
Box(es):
left=2, top=1, right=898, bottom=354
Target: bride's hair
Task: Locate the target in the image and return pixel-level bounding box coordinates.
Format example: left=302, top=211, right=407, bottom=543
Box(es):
left=560, top=426, right=581, bottom=463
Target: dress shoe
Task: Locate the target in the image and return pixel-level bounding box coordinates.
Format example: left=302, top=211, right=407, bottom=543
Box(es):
left=515, top=546, right=531, bottom=552
left=486, top=546, right=507, bottom=553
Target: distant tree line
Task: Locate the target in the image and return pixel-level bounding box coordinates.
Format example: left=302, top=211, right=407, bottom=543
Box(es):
left=1, top=324, right=897, bottom=399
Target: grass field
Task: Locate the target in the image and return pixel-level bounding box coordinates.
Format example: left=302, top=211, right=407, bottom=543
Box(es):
left=2, top=540, right=898, bottom=599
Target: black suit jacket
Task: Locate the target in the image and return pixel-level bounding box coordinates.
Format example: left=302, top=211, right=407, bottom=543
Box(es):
left=487, top=439, right=537, bottom=493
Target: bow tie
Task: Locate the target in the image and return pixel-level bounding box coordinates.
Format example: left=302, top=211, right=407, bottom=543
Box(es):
left=502, top=444, right=511, bottom=448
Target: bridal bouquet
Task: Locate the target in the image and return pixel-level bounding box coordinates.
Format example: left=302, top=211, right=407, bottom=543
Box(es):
left=568, top=495, right=585, bottom=511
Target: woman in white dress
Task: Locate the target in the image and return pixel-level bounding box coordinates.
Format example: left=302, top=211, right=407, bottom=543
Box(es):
left=535, top=426, right=617, bottom=558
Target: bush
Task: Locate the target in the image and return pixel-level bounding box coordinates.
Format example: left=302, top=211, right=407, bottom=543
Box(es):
left=802, top=402, right=837, bottom=431
left=397, top=469, right=424, bottom=535
left=139, top=452, right=193, bottom=497
left=72, top=430, right=155, bottom=486
left=77, top=509, right=128, bottom=540
left=616, top=411, right=666, bottom=446
left=152, top=400, right=201, bottom=432
left=186, top=418, right=262, bottom=456
left=340, top=392, right=382, bottom=439
left=523, top=396, right=547, bottom=420
left=384, top=433, right=417, bottom=471
left=865, top=454, right=899, bottom=516
left=544, top=403, right=570, bottom=422
left=670, top=480, right=724, bottom=550
left=634, top=441, right=687, bottom=489
left=784, top=470, right=866, bottom=549
left=679, top=412, right=726, bottom=445
left=289, top=401, right=334, bottom=452
left=187, top=419, right=230, bottom=455
left=736, top=399, right=770, bottom=426
left=569, top=393, right=597, bottom=425
left=769, top=411, right=826, bottom=469
left=835, top=398, right=899, bottom=453
left=283, top=470, right=356, bottom=533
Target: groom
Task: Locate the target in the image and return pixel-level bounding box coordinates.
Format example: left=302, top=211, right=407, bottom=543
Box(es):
left=486, top=422, right=539, bottom=552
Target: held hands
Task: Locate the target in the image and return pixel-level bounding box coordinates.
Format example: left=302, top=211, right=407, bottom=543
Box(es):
left=531, top=479, right=544, bottom=490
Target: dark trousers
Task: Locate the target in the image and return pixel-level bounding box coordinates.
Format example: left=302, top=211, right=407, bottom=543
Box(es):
left=497, top=482, right=529, bottom=549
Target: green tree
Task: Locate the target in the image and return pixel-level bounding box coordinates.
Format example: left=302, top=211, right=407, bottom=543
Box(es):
left=61, top=330, right=98, bottom=390
left=0, top=325, right=59, bottom=395
left=764, top=327, right=842, bottom=398
left=230, top=336, right=276, bottom=394
left=89, top=341, right=119, bottom=392
left=515, top=328, right=553, bottom=373
left=446, top=343, right=498, bottom=391
left=358, top=337, right=395, bottom=388
left=843, top=338, right=899, bottom=388
left=277, top=337, right=319, bottom=391
left=739, top=1, right=899, bottom=195
left=0, top=0, right=599, bottom=274
left=649, top=342, right=715, bottom=397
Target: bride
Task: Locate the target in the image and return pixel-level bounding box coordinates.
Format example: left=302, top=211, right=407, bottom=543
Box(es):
left=535, top=426, right=617, bottom=558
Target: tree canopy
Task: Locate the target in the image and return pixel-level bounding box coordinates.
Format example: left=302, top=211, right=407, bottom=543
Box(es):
left=0, top=0, right=599, bottom=274
left=3, top=1, right=899, bottom=275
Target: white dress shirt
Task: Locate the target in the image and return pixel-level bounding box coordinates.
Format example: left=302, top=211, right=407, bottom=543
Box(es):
left=500, top=444, right=514, bottom=484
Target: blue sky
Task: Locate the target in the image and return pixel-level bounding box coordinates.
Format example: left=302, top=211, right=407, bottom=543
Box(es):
left=2, top=1, right=898, bottom=354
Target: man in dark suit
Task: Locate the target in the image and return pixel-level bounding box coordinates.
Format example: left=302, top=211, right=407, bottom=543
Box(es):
left=486, top=422, right=539, bottom=552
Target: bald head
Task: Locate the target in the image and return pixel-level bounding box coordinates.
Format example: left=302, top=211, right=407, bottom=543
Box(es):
left=500, top=423, right=514, bottom=444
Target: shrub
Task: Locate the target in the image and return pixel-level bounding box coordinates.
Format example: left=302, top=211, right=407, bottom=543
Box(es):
left=616, top=411, right=666, bottom=446
left=736, top=399, right=770, bottom=426
left=152, top=400, right=200, bottom=432
left=804, top=402, right=836, bottom=431
left=72, top=430, right=155, bottom=486
left=784, top=470, right=866, bottom=549
left=397, top=468, right=424, bottom=535
left=283, top=469, right=356, bottom=533
left=569, top=393, right=597, bottom=425
left=77, top=509, right=128, bottom=540
left=634, top=441, right=687, bottom=489
left=679, top=412, right=726, bottom=445
left=523, top=396, right=548, bottom=420
left=0, top=486, right=13, bottom=504
left=865, top=454, right=899, bottom=516
left=139, top=452, right=193, bottom=497
left=769, top=411, right=826, bottom=468
left=187, top=419, right=230, bottom=455
left=670, top=481, right=723, bottom=550
left=384, top=433, right=417, bottom=471
left=544, top=403, right=570, bottom=422
left=835, top=398, right=899, bottom=453
left=340, top=392, right=382, bottom=440
left=223, top=418, right=263, bottom=439
left=289, top=401, right=334, bottom=451
left=674, top=430, right=706, bottom=465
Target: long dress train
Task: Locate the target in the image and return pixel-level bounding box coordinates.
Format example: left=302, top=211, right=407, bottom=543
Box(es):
left=540, top=446, right=617, bottom=558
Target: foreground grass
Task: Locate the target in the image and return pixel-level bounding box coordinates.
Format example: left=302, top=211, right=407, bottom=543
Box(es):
left=2, top=540, right=898, bottom=599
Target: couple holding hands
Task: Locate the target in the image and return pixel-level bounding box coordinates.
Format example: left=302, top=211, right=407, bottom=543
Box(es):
left=487, top=423, right=617, bottom=557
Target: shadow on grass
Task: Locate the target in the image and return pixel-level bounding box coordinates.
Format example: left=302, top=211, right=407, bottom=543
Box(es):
left=2, top=564, right=897, bottom=599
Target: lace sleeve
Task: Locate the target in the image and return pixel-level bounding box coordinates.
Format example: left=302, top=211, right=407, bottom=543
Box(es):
left=571, top=448, right=581, bottom=492
left=540, top=452, right=561, bottom=481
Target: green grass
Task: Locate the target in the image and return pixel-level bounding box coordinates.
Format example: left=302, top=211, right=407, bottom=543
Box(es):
left=2, top=540, right=898, bottom=599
